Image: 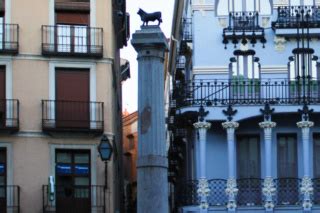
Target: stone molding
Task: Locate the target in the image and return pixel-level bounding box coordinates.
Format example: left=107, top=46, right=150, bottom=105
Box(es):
left=297, top=121, right=314, bottom=128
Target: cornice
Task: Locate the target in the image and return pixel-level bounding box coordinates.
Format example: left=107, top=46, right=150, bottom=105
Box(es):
left=192, top=4, right=215, bottom=12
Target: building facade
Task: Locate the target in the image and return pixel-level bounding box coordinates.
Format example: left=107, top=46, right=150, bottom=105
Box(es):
left=0, top=0, right=129, bottom=212
left=169, top=0, right=320, bottom=212
left=122, top=111, right=138, bottom=213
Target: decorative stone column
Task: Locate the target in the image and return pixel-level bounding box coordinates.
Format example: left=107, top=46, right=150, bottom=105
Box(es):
left=259, top=121, right=277, bottom=211
left=297, top=120, right=314, bottom=211
left=194, top=121, right=211, bottom=212
left=222, top=121, right=239, bottom=212
left=131, top=26, right=169, bottom=213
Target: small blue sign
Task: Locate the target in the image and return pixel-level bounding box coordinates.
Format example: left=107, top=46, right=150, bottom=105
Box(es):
left=75, top=165, right=89, bottom=175
left=0, top=164, right=4, bottom=174
left=56, top=164, right=72, bottom=174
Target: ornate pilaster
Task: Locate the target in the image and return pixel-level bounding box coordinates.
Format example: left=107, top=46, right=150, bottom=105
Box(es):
left=300, top=176, right=313, bottom=211
left=262, top=177, right=276, bottom=210
left=297, top=120, right=314, bottom=211
left=222, top=121, right=239, bottom=211
left=225, top=178, right=238, bottom=211
left=194, top=121, right=211, bottom=212
left=259, top=121, right=276, bottom=211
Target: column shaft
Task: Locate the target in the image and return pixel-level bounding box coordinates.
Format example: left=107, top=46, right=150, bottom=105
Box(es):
left=131, top=26, right=169, bottom=213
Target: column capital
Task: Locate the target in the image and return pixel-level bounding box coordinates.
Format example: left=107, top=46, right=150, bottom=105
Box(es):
left=222, top=121, right=239, bottom=129
left=194, top=121, right=211, bottom=130
left=297, top=121, right=314, bottom=128
left=259, top=121, right=277, bottom=129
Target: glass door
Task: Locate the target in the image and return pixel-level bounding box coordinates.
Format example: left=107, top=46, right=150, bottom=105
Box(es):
left=55, top=150, right=91, bottom=213
left=0, top=149, right=6, bottom=213
left=237, top=135, right=261, bottom=206
left=277, top=134, right=299, bottom=205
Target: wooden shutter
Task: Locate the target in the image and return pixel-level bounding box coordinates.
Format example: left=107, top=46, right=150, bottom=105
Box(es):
left=56, top=11, right=89, bottom=25
left=0, top=67, right=4, bottom=99
left=55, top=68, right=90, bottom=129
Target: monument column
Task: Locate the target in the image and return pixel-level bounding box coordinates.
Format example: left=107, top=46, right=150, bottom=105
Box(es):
left=131, top=26, right=169, bottom=213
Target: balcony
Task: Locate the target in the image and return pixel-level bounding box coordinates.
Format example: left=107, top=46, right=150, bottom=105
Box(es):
left=173, top=78, right=320, bottom=108
left=41, top=25, right=103, bottom=58
left=222, top=12, right=266, bottom=48
left=0, top=24, right=19, bottom=55
left=272, top=6, right=320, bottom=36
left=43, top=185, right=105, bottom=213
left=0, top=99, right=19, bottom=132
left=175, top=178, right=304, bottom=209
left=42, top=100, right=104, bottom=133
left=0, top=185, right=20, bottom=213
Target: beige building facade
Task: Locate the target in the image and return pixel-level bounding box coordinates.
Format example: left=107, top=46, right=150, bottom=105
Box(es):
left=0, top=0, right=129, bottom=212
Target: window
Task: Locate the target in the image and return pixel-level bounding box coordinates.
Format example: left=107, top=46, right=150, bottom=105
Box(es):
left=55, top=68, right=90, bottom=129
left=237, top=135, right=261, bottom=178
left=288, top=51, right=319, bottom=98
left=0, top=148, right=6, bottom=213
left=217, top=0, right=271, bottom=16
left=277, top=135, right=297, bottom=178
left=237, top=135, right=261, bottom=206
left=276, top=134, right=300, bottom=205
left=55, top=149, right=91, bottom=213
left=230, top=50, right=260, bottom=97
left=0, top=66, right=5, bottom=127
left=55, top=0, right=90, bottom=54
left=314, top=134, right=320, bottom=177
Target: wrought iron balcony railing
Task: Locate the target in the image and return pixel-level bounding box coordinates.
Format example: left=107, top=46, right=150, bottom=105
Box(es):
left=181, top=18, right=192, bottom=42
left=172, top=78, right=320, bottom=108
left=274, top=178, right=301, bottom=206
left=42, top=100, right=104, bottom=133
left=43, top=185, right=105, bottom=213
left=272, top=5, right=320, bottom=29
left=41, top=25, right=103, bottom=58
left=223, top=12, right=266, bottom=48
left=174, top=178, right=304, bottom=208
left=0, top=99, right=19, bottom=132
left=0, top=24, right=19, bottom=54
left=0, top=185, right=20, bottom=213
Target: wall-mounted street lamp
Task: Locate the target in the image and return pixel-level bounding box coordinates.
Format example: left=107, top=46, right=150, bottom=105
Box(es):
left=98, top=134, right=113, bottom=188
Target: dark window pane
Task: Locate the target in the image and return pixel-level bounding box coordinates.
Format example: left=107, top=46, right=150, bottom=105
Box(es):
left=74, top=153, right=89, bottom=164
left=57, top=152, right=72, bottom=163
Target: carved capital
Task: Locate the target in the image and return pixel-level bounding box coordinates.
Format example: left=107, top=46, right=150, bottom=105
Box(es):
left=259, top=121, right=277, bottom=129
left=222, top=121, right=239, bottom=129
left=193, top=121, right=211, bottom=130
left=297, top=121, right=314, bottom=129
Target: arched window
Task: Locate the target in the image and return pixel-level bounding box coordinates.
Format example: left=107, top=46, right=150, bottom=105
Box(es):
left=229, top=49, right=261, bottom=98
left=217, top=0, right=272, bottom=16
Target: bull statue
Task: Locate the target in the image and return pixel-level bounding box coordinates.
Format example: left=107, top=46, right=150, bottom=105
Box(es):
left=137, top=8, right=162, bottom=26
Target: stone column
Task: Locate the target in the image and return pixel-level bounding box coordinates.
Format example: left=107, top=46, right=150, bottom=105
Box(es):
left=194, top=121, right=211, bottom=211
left=131, top=26, right=169, bottom=213
left=259, top=121, right=277, bottom=211
left=297, top=120, right=314, bottom=211
left=222, top=121, right=239, bottom=212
